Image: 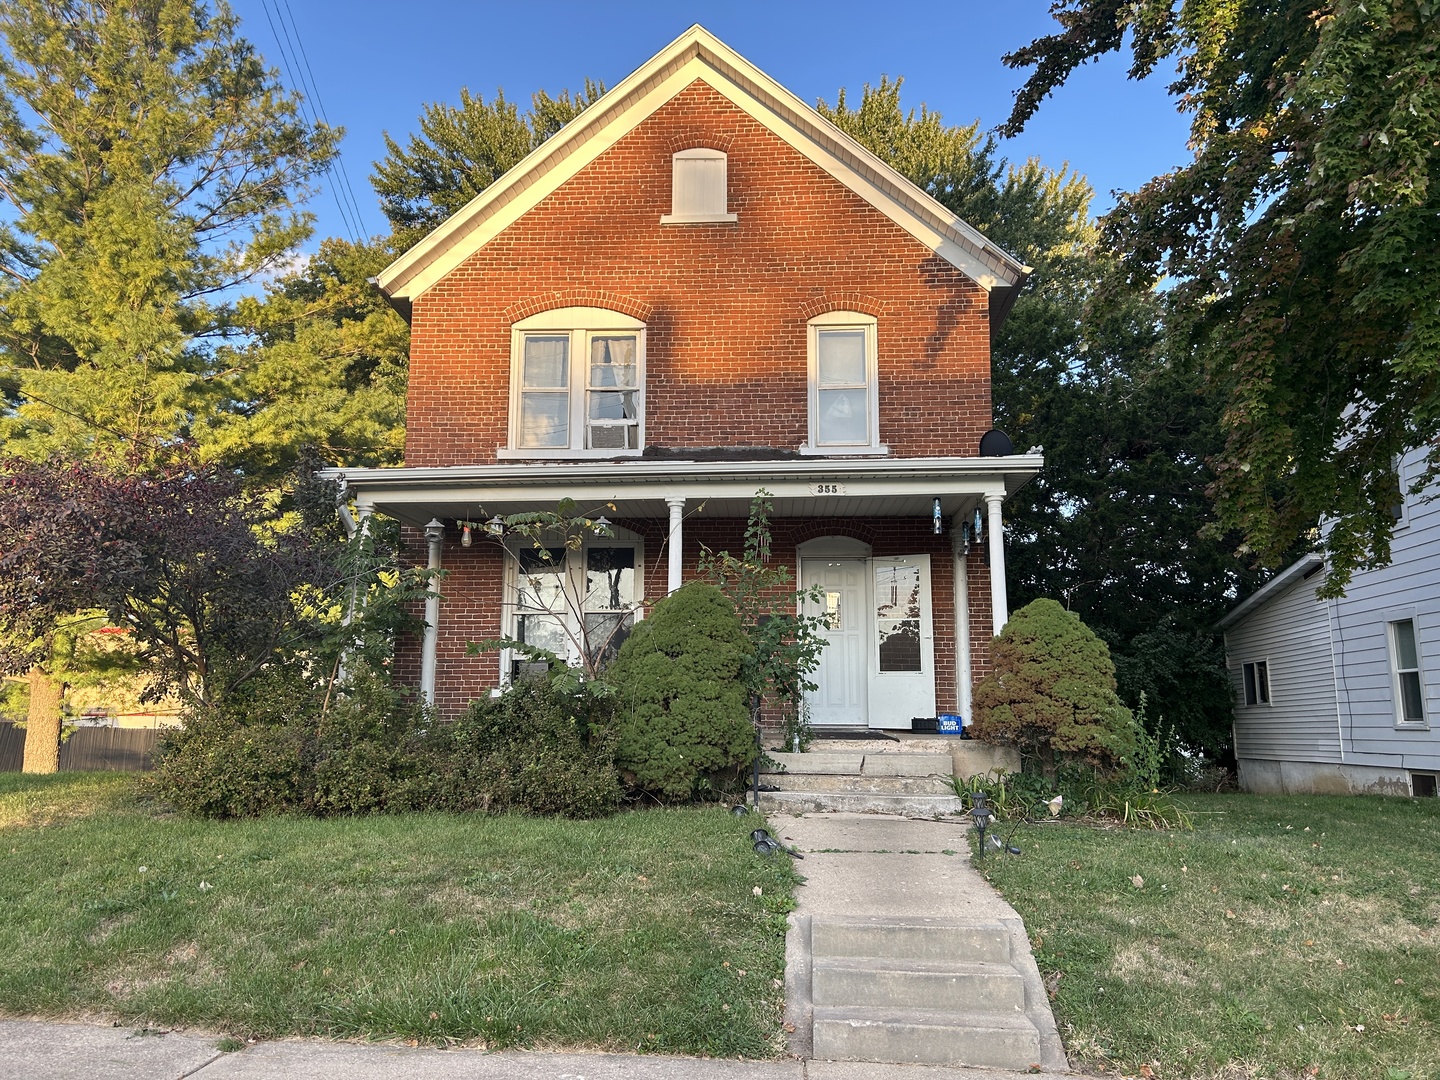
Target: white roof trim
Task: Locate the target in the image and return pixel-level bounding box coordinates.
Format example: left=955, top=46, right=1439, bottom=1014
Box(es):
left=1217, top=553, right=1325, bottom=631
left=376, top=25, right=1030, bottom=305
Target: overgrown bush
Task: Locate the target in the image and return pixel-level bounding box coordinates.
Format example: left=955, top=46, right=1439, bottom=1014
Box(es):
left=150, top=671, right=621, bottom=820
left=971, top=598, right=1137, bottom=774
left=604, top=582, right=754, bottom=801
left=406, top=680, right=621, bottom=818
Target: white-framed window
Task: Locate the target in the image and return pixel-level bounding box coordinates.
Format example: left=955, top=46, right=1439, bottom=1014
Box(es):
left=1390, top=456, right=1410, bottom=529
left=503, top=307, right=645, bottom=459
left=660, top=147, right=737, bottom=224
left=503, top=537, right=643, bottom=679
left=1242, top=660, right=1270, bottom=706
left=1388, top=618, right=1426, bottom=725
left=803, top=311, right=885, bottom=455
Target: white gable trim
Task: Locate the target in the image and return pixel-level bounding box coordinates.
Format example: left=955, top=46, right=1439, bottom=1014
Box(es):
left=377, top=25, right=1029, bottom=306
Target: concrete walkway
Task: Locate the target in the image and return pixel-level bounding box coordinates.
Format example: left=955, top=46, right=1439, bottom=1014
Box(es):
left=0, top=813, right=1072, bottom=1079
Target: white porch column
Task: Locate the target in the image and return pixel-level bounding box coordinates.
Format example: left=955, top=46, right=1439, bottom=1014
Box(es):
left=985, top=494, right=1008, bottom=637
left=666, top=497, right=685, bottom=594
left=420, top=518, right=445, bottom=706
left=952, top=524, right=973, bottom=719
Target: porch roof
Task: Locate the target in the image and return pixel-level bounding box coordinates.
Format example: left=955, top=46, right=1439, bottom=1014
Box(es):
left=320, top=454, right=1043, bottom=530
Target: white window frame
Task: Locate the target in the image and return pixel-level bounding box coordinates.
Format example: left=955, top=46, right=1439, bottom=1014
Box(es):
left=1390, top=455, right=1410, bottom=530
left=660, top=147, right=737, bottom=224
left=501, top=534, right=645, bottom=681
left=1388, top=617, right=1427, bottom=727
left=502, top=307, right=646, bottom=459
left=1242, top=659, right=1271, bottom=706
left=801, top=310, right=887, bottom=456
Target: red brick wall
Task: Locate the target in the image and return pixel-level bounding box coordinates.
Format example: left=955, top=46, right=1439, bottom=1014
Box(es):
left=414, top=515, right=996, bottom=720
left=404, top=80, right=993, bottom=464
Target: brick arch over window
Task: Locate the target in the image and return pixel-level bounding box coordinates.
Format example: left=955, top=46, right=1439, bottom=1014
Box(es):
left=503, top=291, right=653, bottom=324
left=662, top=130, right=737, bottom=155
left=801, top=291, right=885, bottom=321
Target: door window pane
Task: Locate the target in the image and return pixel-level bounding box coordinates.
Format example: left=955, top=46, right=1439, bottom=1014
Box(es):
left=876, top=562, right=922, bottom=673
left=584, top=547, right=637, bottom=668
left=515, top=548, right=567, bottom=657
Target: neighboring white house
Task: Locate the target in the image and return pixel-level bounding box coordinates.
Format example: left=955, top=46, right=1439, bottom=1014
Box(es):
left=1219, top=447, right=1439, bottom=797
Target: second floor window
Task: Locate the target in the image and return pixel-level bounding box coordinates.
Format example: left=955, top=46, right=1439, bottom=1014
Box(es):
left=508, top=308, right=646, bottom=455
left=806, top=310, right=883, bottom=453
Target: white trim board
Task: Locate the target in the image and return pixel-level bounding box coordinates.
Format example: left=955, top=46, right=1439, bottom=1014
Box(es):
left=376, top=25, right=1030, bottom=307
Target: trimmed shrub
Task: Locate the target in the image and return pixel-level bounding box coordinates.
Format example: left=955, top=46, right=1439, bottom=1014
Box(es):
left=971, top=598, right=1136, bottom=773
left=604, top=582, right=754, bottom=801
left=405, top=681, right=621, bottom=818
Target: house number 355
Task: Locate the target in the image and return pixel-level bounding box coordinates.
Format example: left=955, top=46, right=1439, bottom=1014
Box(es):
left=810, top=483, right=846, bottom=496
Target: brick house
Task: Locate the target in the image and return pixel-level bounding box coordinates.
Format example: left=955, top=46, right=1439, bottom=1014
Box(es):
left=328, top=26, right=1041, bottom=728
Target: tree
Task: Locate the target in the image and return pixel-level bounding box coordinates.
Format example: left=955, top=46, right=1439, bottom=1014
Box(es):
left=0, top=0, right=339, bottom=462
left=822, top=78, right=1251, bottom=759
left=971, top=598, right=1137, bottom=774
left=371, top=81, right=605, bottom=250
left=1001, top=0, right=1440, bottom=595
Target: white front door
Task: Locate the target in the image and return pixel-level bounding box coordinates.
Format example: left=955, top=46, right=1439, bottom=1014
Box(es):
left=802, top=558, right=869, bottom=727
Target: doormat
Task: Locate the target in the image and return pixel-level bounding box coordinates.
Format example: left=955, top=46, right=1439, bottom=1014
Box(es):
left=809, top=728, right=900, bottom=742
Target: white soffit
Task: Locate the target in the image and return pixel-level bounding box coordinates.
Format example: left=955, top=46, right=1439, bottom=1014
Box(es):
left=376, top=25, right=1031, bottom=304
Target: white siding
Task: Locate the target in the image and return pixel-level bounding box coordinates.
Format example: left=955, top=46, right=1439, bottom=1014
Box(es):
left=1326, top=448, right=1440, bottom=771
left=1226, top=568, right=1341, bottom=763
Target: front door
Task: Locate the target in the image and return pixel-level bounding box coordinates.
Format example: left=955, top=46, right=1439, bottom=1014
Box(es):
left=802, top=558, right=868, bottom=727
left=801, top=553, right=937, bottom=729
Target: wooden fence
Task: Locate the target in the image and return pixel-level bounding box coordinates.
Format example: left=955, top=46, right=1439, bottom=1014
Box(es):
left=0, top=722, right=159, bottom=773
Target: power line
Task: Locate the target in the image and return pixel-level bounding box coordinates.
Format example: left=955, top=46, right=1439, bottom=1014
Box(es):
left=277, top=0, right=371, bottom=240
left=257, top=0, right=363, bottom=245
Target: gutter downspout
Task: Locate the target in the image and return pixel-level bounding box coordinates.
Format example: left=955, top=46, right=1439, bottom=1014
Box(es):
left=952, top=521, right=972, bottom=720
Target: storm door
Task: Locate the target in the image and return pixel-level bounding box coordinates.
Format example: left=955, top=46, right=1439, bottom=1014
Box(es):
left=801, top=558, right=869, bottom=727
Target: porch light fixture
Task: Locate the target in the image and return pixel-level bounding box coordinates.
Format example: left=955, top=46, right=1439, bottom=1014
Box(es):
left=592, top=514, right=611, bottom=532
left=423, top=519, right=446, bottom=545
left=459, top=522, right=473, bottom=547
left=486, top=515, right=505, bottom=537
left=933, top=497, right=943, bottom=535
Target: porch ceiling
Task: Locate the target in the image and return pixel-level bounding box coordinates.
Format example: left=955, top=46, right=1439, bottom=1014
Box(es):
left=320, top=454, right=1043, bottom=531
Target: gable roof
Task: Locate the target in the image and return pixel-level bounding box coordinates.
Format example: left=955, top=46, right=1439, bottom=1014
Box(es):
left=376, top=25, right=1031, bottom=323
left=1217, top=553, right=1325, bottom=632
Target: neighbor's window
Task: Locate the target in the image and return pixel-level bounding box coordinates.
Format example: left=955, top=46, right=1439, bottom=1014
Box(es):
left=1242, top=660, right=1270, bottom=706
left=1389, top=618, right=1426, bottom=725
left=507, top=308, right=645, bottom=456
left=806, top=311, right=883, bottom=453
left=660, top=148, right=736, bottom=223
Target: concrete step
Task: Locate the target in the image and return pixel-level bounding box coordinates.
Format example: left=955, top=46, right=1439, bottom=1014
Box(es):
left=813, top=957, right=1026, bottom=1012
left=812, top=1005, right=1042, bottom=1069
left=765, top=773, right=956, bottom=795
left=764, top=751, right=955, bottom=778
left=810, top=919, right=1012, bottom=964
left=757, top=791, right=963, bottom=817
left=862, top=753, right=955, bottom=777
left=764, top=752, right=863, bottom=775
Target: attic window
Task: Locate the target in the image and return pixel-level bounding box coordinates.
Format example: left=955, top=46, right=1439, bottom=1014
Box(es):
left=660, top=148, right=737, bottom=224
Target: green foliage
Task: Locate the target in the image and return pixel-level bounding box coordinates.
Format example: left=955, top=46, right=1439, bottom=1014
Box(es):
left=972, top=599, right=1137, bottom=772
left=604, top=583, right=755, bottom=801
left=150, top=671, right=620, bottom=820
left=0, top=0, right=338, bottom=462
left=1002, top=0, right=1440, bottom=595
left=410, top=681, right=621, bottom=818
left=697, top=491, right=829, bottom=739
left=371, top=80, right=604, bottom=250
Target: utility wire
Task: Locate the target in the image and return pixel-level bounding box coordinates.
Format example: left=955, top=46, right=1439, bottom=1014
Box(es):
left=258, top=0, right=362, bottom=245
left=278, top=0, right=371, bottom=240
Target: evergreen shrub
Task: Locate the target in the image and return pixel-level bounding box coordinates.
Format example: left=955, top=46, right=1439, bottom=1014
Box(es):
left=971, top=598, right=1137, bottom=773
left=604, top=582, right=754, bottom=801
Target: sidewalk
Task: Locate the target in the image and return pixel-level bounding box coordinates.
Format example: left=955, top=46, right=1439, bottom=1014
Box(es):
left=1, top=813, right=1072, bottom=1080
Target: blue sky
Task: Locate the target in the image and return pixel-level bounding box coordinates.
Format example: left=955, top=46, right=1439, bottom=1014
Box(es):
left=227, top=1, right=1194, bottom=250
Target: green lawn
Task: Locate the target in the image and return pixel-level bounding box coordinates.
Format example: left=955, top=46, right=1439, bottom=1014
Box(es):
left=0, top=772, right=797, bottom=1056
left=981, top=792, right=1440, bottom=1080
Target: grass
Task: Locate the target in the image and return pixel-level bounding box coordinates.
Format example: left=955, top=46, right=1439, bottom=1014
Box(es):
left=0, top=772, right=797, bottom=1056
left=980, top=792, right=1440, bottom=1080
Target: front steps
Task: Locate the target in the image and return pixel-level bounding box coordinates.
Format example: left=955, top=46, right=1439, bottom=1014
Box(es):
left=795, top=916, right=1061, bottom=1071
left=758, top=748, right=963, bottom=817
